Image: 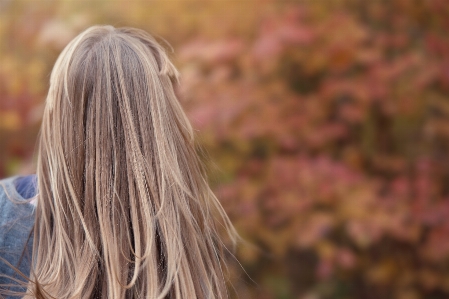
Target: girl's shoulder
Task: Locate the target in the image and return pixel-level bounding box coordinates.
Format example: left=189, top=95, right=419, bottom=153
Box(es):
left=0, top=175, right=36, bottom=292
left=0, top=174, right=37, bottom=211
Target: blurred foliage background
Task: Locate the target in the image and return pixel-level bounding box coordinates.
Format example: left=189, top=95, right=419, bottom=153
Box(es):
left=2, top=0, right=449, bottom=298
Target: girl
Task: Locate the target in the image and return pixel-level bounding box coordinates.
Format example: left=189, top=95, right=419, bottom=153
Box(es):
left=0, top=25, right=238, bottom=299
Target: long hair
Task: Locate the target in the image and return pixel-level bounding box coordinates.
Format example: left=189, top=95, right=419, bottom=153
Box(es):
left=25, top=25, right=237, bottom=298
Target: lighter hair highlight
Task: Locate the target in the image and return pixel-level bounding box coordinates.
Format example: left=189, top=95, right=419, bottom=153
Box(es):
left=21, top=25, right=237, bottom=299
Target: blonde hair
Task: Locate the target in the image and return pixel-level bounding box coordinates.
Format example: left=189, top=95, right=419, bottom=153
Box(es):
left=23, top=25, right=237, bottom=298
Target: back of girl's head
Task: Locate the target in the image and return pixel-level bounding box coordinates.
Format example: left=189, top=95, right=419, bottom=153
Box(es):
left=30, top=25, right=237, bottom=299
